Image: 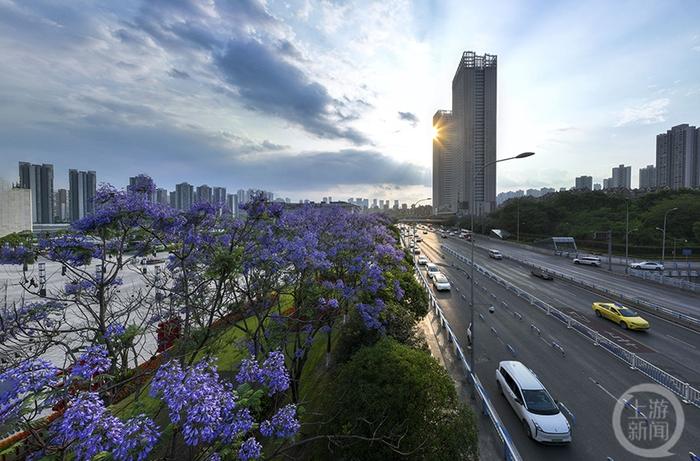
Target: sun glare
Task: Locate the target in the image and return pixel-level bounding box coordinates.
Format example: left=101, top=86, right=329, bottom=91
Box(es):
left=432, top=126, right=439, bottom=139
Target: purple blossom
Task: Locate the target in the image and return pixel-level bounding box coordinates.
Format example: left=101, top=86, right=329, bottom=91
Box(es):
left=235, top=351, right=290, bottom=396
left=113, top=415, right=160, bottom=461
left=0, top=244, right=33, bottom=265
left=0, top=359, right=60, bottom=425
left=357, top=299, right=385, bottom=330
left=235, top=357, right=264, bottom=386
left=393, top=279, right=405, bottom=301
left=126, top=174, right=156, bottom=196
left=41, top=235, right=96, bottom=266
left=238, top=437, right=262, bottom=461
left=259, top=404, right=300, bottom=439
left=71, top=345, right=112, bottom=380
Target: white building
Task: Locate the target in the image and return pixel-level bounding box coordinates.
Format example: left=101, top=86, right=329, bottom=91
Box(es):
left=0, top=180, right=32, bottom=237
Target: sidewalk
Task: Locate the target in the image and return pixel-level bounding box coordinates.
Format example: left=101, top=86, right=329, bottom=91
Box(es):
left=420, top=311, right=503, bottom=460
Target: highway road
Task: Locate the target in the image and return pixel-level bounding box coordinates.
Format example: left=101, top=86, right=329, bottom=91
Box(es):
left=410, top=230, right=700, bottom=460
left=472, top=236, right=700, bottom=317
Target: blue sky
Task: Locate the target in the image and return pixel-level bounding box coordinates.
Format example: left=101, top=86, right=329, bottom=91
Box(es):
left=1, top=0, right=699, bottom=203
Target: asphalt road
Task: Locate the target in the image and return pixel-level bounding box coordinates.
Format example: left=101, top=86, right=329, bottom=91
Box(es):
left=468, top=236, right=700, bottom=317
left=411, top=232, right=700, bottom=461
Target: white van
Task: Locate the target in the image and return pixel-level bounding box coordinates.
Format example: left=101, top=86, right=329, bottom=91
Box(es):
left=488, top=249, right=503, bottom=260
left=426, top=263, right=440, bottom=280
left=496, top=361, right=572, bottom=443
left=573, top=255, right=601, bottom=267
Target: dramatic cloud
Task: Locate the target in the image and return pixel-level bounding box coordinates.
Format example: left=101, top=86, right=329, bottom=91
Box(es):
left=215, top=39, right=369, bottom=145
left=398, top=111, right=419, bottom=127
left=615, top=98, right=670, bottom=127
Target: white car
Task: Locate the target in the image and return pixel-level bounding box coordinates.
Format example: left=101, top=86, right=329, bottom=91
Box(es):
left=488, top=249, right=503, bottom=260
left=426, top=263, right=440, bottom=279
left=629, top=261, right=664, bottom=271
left=573, top=255, right=601, bottom=267
left=496, top=361, right=572, bottom=444
left=433, top=273, right=451, bottom=291
left=417, top=256, right=429, bottom=265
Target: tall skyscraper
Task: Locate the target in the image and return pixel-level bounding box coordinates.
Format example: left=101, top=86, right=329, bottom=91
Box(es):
left=452, top=51, right=497, bottom=215
left=169, top=191, right=176, bottom=208
left=129, top=176, right=156, bottom=201
left=196, top=184, right=212, bottom=203
left=574, top=175, right=593, bottom=190
left=156, top=188, right=169, bottom=205
left=656, top=124, right=699, bottom=190
left=603, top=178, right=612, bottom=190
left=175, top=182, right=194, bottom=210
left=213, top=187, right=227, bottom=205
left=226, top=193, right=238, bottom=216
left=18, top=162, right=54, bottom=223
left=432, top=110, right=458, bottom=214
left=638, top=165, right=657, bottom=189
left=611, top=164, right=631, bottom=189
left=69, top=169, right=96, bottom=222
left=55, top=189, right=68, bottom=222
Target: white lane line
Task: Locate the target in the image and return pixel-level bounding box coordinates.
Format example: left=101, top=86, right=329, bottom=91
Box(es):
left=588, top=377, right=649, bottom=420
left=665, top=334, right=698, bottom=349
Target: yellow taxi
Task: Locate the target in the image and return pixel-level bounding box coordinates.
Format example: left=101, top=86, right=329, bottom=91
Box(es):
left=592, top=302, right=650, bottom=330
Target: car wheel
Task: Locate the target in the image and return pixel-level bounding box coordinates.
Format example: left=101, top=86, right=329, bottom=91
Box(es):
left=595, top=310, right=602, bottom=318
left=523, top=419, right=532, bottom=439
left=574, top=260, right=579, bottom=264
left=497, top=380, right=503, bottom=395
left=620, top=321, right=628, bottom=330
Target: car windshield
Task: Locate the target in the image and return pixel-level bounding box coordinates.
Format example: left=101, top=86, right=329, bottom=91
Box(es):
left=618, top=308, right=638, bottom=317
left=522, top=389, right=560, bottom=415
left=428, top=266, right=438, bottom=272
left=435, top=274, right=447, bottom=283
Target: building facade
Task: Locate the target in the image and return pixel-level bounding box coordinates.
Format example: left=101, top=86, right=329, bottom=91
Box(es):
left=656, top=124, right=699, bottom=190
left=213, top=187, right=227, bottom=206
left=452, top=51, right=497, bottom=216
left=69, top=169, right=97, bottom=222
left=574, top=175, right=593, bottom=190
left=18, top=162, right=54, bottom=224
left=156, top=188, right=169, bottom=205
left=0, top=180, right=32, bottom=237
left=611, top=164, right=631, bottom=189
left=432, top=110, right=458, bottom=214
left=638, top=165, right=657, bottom=189
left=55, top=189, right=68, bottom=222
left=175, top=182, right=194, bottom=210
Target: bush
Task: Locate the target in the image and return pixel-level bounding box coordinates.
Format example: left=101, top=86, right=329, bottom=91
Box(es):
left=324, top=339, right=478, bottom=460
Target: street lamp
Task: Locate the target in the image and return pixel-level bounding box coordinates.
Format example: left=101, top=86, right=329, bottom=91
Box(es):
left=660, top=207, right=678, bottom=264
left=411, top=197, right=431, bottom=243
left=469, top=152, right=534, bottom=384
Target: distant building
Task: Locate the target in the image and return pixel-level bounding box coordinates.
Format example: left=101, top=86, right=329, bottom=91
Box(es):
left=129, top=176, right=156, bottom=201
left=169, top=191, right=176, bottom=208
left=69, top=169, right=97, bottom=222
left=213, top=187, right=226, bottom=206
left=603, top=178, right=612, bottom=189
left=226, top=193, right=238, bottom=216
left=393, top=200, right=399, bottom=209
left=611, top=164, right=631, bottom=189
left=574, top=175, right=593, bottom=190
left=638, top=165, right=657, bottom=189
left=593, top=183, right=601, bottom=191
left=175, top=182, right=194, bottom=210
left=196, top=184, right=212, bottom=203
left=55, top=189, right=68, bottom=222
left=156, top=188, right=169, bottom=205
left=0, top=180, right=32, bottom=237
left=432, top=109, right=458, bottom=214
left=656, top=124, right=699, bottom=190
left=559, top=187, right=567, bottom=193
left=18, top=162, right=54, bottom=224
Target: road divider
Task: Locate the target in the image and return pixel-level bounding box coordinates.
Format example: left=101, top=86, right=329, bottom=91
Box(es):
left=441, top=243, right=700, bottom=408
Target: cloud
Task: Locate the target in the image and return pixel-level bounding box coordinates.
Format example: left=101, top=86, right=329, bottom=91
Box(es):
left=615, top=98, right=669, bottom=127
left=215, top=39, right=369, bottom=144
left=398, top=111, right=419, bottom=127
left=168, top=68, right=191, bottom=79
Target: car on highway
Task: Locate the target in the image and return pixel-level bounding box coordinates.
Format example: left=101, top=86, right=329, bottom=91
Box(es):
left=572, top=255, right=601, bottom=267
left=413, top=248, right=421, bottom=255
left=488, top=249, right=503, bottom=260
left=426, top=263, right=440, bottom=280
left=432, top=273, right=451, bottom=291
left=592, top=302, right=650, bottom=330
left=467, top=322, right=472, bottom=345
left=496, top=361, right=572, bottom=444
left=415, top=237, right=422, bottom=243
left=530, top=268, right=553, bottom=280
left=422, top=230, right=428, bottom=234
left=629, top=261, right=664, bottom=271
left=417, top=255, right=429, bottom=265
left=440, top=233, right=446, bottom=238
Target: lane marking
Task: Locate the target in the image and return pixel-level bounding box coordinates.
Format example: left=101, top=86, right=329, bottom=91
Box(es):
left=665, top=334, right=697, bottom=350
left=588, top=377, right=649, bottom=420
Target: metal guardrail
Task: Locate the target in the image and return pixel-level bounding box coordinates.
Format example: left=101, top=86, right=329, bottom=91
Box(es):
left=629, top=269, right=700, bottom=293
left=482, top=246, right=700, bottom=330
left=441, top=244, right=700, bottom=409
left=402, top=235, right=522, bottom=461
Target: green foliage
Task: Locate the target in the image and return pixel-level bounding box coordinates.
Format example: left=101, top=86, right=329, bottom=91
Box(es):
left=324, top=339, right=478, bottom=460
left=0, top=231, right=34, bottom=247
left=694, top=222, right=700, bottom=243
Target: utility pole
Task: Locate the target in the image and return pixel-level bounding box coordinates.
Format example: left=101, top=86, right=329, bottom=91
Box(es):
left=625, top=200, right=629, bottom=274
left=516, top=201, right=520, bottom=243
left=608, top=229, right=613, bottom=272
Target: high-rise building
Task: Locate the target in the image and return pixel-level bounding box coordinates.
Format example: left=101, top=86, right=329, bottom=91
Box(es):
left=175, top=182, right=194, bottom=210
left=593, top=183, right=602, bottom=191
left=196, top=184, right=212, bottom=203
left=169, top=191, right=176, bottom=208
left=603, top=178, right=612, bottom=189
left=393, top=200, right=399, bottom=209
left=656, top=124, right=699, bottom=190
left=452, top=51, right=497, bottom=216
left=129, top=176, right=155, bottom=201
left=69, top=169, right=97, bottom=222
left=156, top=188, right=169, bottom=205
left=638, top=165, right=657, bottom=189
left=574, top=175, right=593, bottom=190
left=213, top=187, right=227, bottom=206
left=18, top=162, right=54, bottom=224
left=55, top=189, right=68, bottom=222
left=611, top=164, right=631, bottom=189
left=226, top=193, right=238, bottom=216
left=432, top=110, right=458, bottom=214
left=0, top=180, right=32, bottom=237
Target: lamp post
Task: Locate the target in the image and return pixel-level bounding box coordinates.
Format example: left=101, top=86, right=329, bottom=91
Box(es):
left=625, top=200, right=629, bottom=274
left=661, top=207, right=678, bottom=264
left=469, top=152, right=534, bottom=383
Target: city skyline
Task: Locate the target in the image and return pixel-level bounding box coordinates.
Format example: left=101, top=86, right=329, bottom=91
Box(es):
left=1, top=1, right=700, bottom=203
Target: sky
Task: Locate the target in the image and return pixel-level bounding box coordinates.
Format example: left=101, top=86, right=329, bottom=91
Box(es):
left=1, top=0, right=699, bottom=204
